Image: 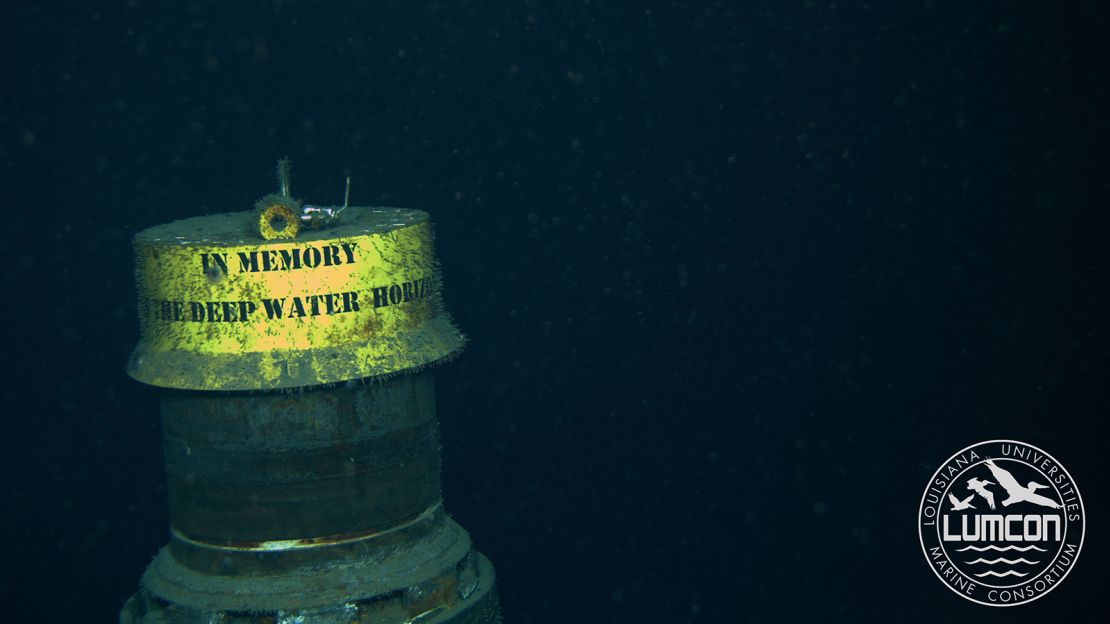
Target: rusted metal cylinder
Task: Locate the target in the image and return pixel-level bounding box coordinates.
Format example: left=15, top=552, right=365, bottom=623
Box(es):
left=120, top=187, right=499, bottom=623
left=162, top=373, right=441, bottom=543
left=121, top=373, right=500, bottom=622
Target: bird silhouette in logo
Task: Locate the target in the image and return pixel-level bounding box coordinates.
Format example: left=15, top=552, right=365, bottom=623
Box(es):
left=982, top=459, right=1061, bottom=509
left=948, top=493, right=976, bottom=511
left=966, top=477, right=996, bottom=510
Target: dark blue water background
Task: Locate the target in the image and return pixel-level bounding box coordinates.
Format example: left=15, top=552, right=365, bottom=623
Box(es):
left=1, top=2, right=1107, bottom=622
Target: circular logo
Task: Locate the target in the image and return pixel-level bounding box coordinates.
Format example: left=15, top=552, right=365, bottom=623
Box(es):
left=918, top=440, right=1084, bottom=606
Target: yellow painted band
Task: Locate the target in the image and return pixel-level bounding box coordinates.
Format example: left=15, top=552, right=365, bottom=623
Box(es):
left=127, top=208, right=464, bottom=391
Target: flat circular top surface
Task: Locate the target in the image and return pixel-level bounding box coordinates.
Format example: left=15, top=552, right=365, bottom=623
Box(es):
left=135, top=206, right=428, bottom=246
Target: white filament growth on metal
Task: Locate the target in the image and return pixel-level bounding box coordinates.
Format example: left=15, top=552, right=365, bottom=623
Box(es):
left=336, top=175, right=351, bottom=217
left=277, top=157, right=293, bottom=197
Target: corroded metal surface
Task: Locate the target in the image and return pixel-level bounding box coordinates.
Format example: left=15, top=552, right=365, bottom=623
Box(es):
left=162, top=375, right=440, bottom=542
left=128, top=206, right=465, bottom=390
